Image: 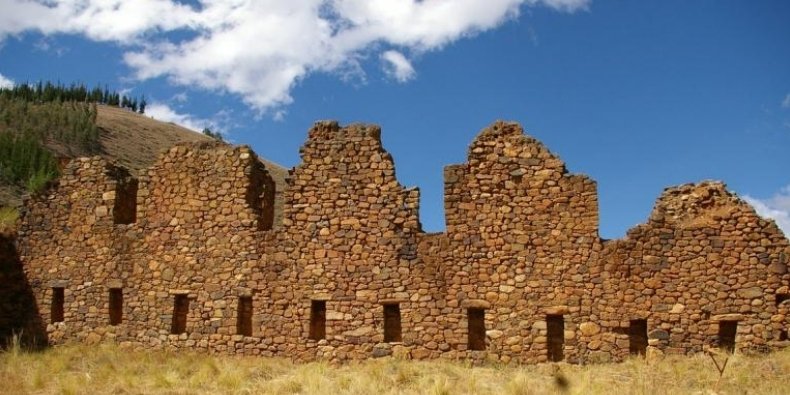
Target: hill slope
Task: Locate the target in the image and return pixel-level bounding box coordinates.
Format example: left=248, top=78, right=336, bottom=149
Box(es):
left=1, top=104, right=289, bottom=224
left=95, top=105, right=213, bottom=172
left=101, top=105, right=288, bottom=184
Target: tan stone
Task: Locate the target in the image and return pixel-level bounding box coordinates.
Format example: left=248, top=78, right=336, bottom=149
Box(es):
left=579, top=322, right=600, bottom=336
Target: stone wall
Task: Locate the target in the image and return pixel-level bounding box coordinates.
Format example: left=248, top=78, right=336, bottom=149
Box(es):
left=15, top=157, right=136, bottom=344
left=261, top=122, right=433, bottom=360
left=441, top=121, right=600, bottom=363
left=7, top=120, right=790, bottom=364
left=594, top=182, right=790, bottom=361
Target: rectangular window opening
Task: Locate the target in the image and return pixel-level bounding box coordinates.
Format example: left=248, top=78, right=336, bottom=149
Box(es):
left=383, top=303, right=402, bottom=342
left=467, top=308, right=486, bottom=351
left=171, top=294, right=189, bottom=334
left=629, top=319, right=648, bottom=356
left=547, top=314, right=565, bottom=362
left=780, top=329, right=788, bottom=341
left=309, top=300, right=326, bottom=340
left=109, top=288, right=123, bottom=325
left=51, top=287, right=64, bottom=323
left=237, top=296, right=253, bottom=337
left=776, top=294, right=790, bottom=307
left=719, top=320, right=737, bottom=353
left=113, top=178, right=138, bottom=224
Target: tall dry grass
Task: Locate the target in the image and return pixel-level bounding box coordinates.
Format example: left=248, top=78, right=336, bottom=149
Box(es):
left=0, top=206, right=18, bottom=233
left=1, top=339, right=788, bottom=394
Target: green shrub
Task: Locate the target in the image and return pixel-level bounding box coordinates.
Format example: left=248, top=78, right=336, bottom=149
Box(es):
left=0, top=132, right=58, bottom=189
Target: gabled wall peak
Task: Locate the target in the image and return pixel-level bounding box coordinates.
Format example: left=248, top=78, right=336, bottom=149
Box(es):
left=468, top=121, right=567, bottom=174
left=649, top=180, right=750, bottom=227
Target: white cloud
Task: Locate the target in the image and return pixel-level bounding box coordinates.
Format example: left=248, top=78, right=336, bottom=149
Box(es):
left=381, top=50, right=415, bottom=82
left=782, top=94, right=790, bottom=109
left=171, top=92, right=189, bottom=103
left=145, top=102, right=221, bottom=134
left=536, top=0, right=590, bottom=12
left=744, top=185, right=790, bottom=237
left=0, top=0, right=590, bottom=114
left=33, top=37, right=68, bottom=56
left=0, top=72, right=13, bottom=88
left=0, top=1, right=199, bottom=43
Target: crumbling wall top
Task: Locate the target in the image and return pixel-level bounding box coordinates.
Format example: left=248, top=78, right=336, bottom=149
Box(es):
left=467, top=120, right=567, bottom=174
left=646, top=181, right=779, bottom=231
left=304, top=121, right=382, bottom=146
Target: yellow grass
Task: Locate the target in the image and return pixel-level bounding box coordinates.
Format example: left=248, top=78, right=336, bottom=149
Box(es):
left=1, top=341, right=788, bottom=395
left=0, top=206, right=18, bottom=234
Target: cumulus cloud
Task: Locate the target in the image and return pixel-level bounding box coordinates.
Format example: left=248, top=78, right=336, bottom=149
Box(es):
left=0, top=72, right=13, bottom=88
left=0, top=0, right=590, bottom=114
left=744, top=185, right=790, bottom=237
left=0, top=0, right=198, bottom=42
left=381, top=50, right=415, bottom=82
left=145, top=102, right=221, bottom=134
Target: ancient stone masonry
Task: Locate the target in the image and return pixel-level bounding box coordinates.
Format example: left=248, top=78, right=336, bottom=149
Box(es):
left=442, top=123, right=600, bottom=363
left=595, top=183, right=790, bottom=361
left=5, top=120, right=790, bottom=364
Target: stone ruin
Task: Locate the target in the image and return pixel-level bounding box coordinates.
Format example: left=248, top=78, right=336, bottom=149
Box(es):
left=1, top=120, right=788, bottom=364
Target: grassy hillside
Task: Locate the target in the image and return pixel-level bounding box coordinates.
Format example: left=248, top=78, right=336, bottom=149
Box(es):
left=0, top=94, right=288, bottom=229
left=1, top=342, right=788, bottom=394
left=0, top=97, right=97, bottom=203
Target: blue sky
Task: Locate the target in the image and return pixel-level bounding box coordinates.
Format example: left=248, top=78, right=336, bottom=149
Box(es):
left=0, top=0, right=788, bottom=238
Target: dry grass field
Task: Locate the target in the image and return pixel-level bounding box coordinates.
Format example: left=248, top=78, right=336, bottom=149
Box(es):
left=1, top=341, right=788, bottom=395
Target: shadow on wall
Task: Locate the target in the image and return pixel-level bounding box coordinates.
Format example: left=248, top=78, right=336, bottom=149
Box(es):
left=0, top=234, right=47, bottom=349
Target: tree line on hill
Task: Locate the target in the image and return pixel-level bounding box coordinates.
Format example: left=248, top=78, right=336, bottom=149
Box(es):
left=0, top=81, right=148, bottom=197
left=0, top=81, right=147, bottom=114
